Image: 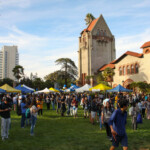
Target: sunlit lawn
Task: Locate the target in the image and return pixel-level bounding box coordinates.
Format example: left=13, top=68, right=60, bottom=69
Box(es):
left=0, top=104, right=150, bottom=150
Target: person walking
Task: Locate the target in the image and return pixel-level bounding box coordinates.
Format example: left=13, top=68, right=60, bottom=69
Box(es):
left=109, top=99, right=128, bottom=150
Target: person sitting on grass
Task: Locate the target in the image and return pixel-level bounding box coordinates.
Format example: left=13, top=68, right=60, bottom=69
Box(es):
left=109, top=99, right=128, bottom=150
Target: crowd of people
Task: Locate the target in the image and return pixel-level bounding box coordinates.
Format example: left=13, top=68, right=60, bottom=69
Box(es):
left=0, top=92, right=150, bottom=149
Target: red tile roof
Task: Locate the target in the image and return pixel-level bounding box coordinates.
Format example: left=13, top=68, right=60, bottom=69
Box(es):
left=99, top=51, right=143, bottom=71
left=87, top=18, right=98, bottom=31
left=81, top=18, right=98, bottom=34
left=141, top=41, right=150, bottom=48
left=99, top=64, right=115, bottom=71
left=125, top=51, right=143, bottom=57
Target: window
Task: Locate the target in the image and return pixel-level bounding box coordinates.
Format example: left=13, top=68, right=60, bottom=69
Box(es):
left=100, top=30, right=103, bottom=36
left=127, top=66, right=130, bottom=74
left=104, top=30, right=107, bottom=36
left=123, top=66, right=126, bottom=75
left=135, top=64, right=139, bottom=73
left=131, top=65, right=134, bottom=74
left=97, top=29, right=100, bottom=36
left=119, top=67, right=122, bottom=75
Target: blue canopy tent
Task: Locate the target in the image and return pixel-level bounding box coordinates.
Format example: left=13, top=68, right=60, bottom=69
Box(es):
left=15, top=84, right=34, bottom=94
left=65, top=84, right=80, bottom=92
left=0, top=88, right=6, bottom=93
left=107, top=84, right=133, bottom=92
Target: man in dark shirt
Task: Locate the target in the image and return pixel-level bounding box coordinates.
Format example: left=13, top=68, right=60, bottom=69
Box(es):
left=0, top=97, right=12, bottom=141
left=109, top=99, right=128, bottom=150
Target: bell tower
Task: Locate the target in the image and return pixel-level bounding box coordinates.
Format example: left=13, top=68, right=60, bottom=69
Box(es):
left=78, top=14, right=116, bottom=86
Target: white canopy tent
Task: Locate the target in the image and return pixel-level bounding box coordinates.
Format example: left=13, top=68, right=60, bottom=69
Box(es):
left=35, top=88, right=53, bottom=94
left=75, top=84, right=92, bottom=93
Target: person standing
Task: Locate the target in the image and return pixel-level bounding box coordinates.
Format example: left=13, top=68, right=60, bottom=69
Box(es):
left=109, top=99, right=128, bottom=150
left=0, top=98, right=12, bottom=141
left=46, top=95, right=50, bottom=110
left=146, top=97, right=150, bottom=120
left=36, top=97, right=43, bottom=116
left=71, top=96, right=78, bottom=118
left=101, top=101, right=113, bottom=140
left=30, top=100, right=39, bottom=136
left=21, top=97, right=27, bottom=128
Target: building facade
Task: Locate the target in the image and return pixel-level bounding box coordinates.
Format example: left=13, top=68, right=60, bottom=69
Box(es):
left=78, top=14, right=116, bottom=86
left=0, top=46, right=19, bottom=80
left=99, top=41, right=150, bottom=88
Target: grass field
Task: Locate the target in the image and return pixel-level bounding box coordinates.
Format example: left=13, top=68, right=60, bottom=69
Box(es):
left=0, top=104, right=150, bottom=150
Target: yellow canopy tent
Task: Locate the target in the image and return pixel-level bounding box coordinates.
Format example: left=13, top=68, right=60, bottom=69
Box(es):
left=0, top=84, right=21, bottom=93
left=49, top=87, right=59, bottom=92
left=89, top=83, right=112, bottom=91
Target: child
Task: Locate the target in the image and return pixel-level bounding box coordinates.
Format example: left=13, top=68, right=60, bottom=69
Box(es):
left=109, top=99, right=128, bottom=150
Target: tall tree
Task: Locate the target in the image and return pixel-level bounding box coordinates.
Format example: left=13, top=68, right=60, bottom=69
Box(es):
left=55, top=58, right=77, bottom=87
left=12, top=65, right=24, bottom=82
left=85, top=13, right=95, bottom=26
left=102, top=67, right=115, bottom=87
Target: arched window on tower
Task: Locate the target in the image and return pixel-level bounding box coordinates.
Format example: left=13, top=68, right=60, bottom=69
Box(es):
left=127, top=66, right=130, bottom=74
left=119, top=67, right=122, bottom=75
left=131, top=65, right=134, bottom=74
left=135, top=64, right=139, bottom=73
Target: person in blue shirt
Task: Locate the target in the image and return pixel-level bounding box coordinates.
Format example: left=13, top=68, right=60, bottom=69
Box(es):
left=21, top=97, right=27, bottom=128
left=109, top=99, right=128, bottom=150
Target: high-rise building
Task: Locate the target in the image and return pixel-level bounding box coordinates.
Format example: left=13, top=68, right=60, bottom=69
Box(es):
left=0, top=46, right=19, bottom=80
left=78, top=14, right=116, bottom=86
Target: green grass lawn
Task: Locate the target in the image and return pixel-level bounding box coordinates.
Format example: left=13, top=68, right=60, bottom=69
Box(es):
left=0, top=104, right=150, bottom=150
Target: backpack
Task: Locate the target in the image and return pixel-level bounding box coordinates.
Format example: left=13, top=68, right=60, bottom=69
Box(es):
left=25, top=108, right=31, bottom=118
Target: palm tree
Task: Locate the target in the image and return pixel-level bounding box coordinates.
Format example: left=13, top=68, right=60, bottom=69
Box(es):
left=102, top=67, right=115, bottom=87
left=85, top=13, right=95, bottom=26
left=55, top=58, right=77, bottom=87
left=12, top=65, right=24, bottom=82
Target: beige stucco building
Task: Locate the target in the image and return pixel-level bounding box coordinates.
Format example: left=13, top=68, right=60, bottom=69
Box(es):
left=99, top=41, right=150, bottom=88
left=78, top=14, right=116, bottom=86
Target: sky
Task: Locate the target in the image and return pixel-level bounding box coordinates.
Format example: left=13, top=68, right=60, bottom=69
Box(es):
left=0, top=0, right=150, bottom=79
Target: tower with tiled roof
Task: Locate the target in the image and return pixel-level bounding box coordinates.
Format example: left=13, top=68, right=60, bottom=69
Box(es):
left=78, top=14, right=116, bottom=86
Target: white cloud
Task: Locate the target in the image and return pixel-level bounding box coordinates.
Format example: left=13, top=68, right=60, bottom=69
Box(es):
left=116, top=28, right=150, bottom=58
left=0, top=0, right=31, bottom=8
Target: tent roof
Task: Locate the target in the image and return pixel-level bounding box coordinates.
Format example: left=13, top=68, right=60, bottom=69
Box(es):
left=23, top=84, right=34, bottom=91
left=89, top=83, right=111, bottom=91
left=0, top=88, right=6, bottom=93
left=49, top=87, right=59, bottom=92
left=15, top=84, right=33, bottom=93
left=36, top=88, right=53, bottom=93
left=75, top=84, right=92, bottom=92
left=107, top=84, right=133, bottom=92
left=0, top=84, right=21, bottom=93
